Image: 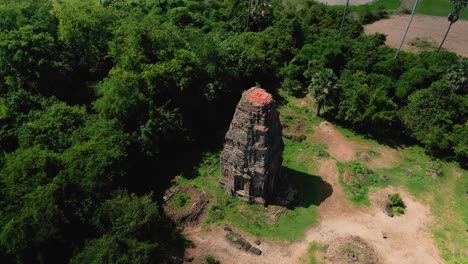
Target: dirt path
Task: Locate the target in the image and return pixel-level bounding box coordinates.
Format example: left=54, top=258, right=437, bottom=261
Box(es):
left=313, top=121, right=399, bottom=169
left=184, top=123, right=444, bottom=264
left=365, top=14, right=468, bottom=57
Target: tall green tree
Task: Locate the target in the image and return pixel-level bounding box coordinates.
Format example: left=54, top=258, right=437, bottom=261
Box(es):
left=402, top=80, right=467, bottom=155
left=52, top=0, right=116, bottom=68
left=338, top=0, right=350, bottom=39
left=71, top=193, right=182, bottom=264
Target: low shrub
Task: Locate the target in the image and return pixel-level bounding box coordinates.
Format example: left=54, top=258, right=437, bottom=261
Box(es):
left=206, top=254, right=220, bottom=264
left=389, top=193, right=405, bottom=216
left=171, top=193, right=191, bottom=208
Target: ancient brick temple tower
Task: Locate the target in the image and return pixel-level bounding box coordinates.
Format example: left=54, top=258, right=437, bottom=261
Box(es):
left=219, top=87, right=284, bottom=204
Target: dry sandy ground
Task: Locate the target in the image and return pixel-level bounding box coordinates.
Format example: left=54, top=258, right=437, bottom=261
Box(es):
left=365, top=15, right=468, bottom=57
left=315, top=0, right=374, bottom=6
left=184, top=123, right=444, bottom=264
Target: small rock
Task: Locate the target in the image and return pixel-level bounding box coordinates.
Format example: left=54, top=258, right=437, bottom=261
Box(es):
left=224, top=225, right=232, bottom=232
left=317, top=150, right=330, bottom=157
left=282, top=133, right=292, bottom=139
left=348, top=252, right=358, bottom=261
left=249, top=246, right=262, bottom=255
left=381, top=175, right=390, bottom=182
left=402, top=169, right=412, bottom=177
left=382, top=232, right=388, bottom=239
left=184, top=256, right=194, bottom=262
left=359, top=152, right=370, bottom=161
left=239, top=238, right=251, bottom=251
left=254, top=239, right=261, bottom=245
left=428, top=169, right=442, bottom=178
left=323, top=244, right=329, bottom=251
left=292, top=134, right=306, bottom=142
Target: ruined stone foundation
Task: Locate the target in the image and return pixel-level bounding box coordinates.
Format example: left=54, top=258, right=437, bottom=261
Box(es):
left=219, top=87, right=284, bottom=204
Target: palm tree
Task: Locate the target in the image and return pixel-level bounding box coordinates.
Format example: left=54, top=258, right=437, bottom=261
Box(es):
left=438, top=0, right=467, bottom=51
left=395, top=0, right=421, bottom=58
left=308, top=68, right=338, bottom=117
left=338, top=0, right=350, bottom=39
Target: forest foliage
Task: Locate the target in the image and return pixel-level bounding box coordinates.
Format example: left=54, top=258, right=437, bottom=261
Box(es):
left=0, top=0, right=466, bottom=263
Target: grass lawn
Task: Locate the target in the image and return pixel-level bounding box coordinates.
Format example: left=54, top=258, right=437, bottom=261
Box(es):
left=349, top=0, right=401, bottom=12
left=302, top=242, right=326, bottom=264
left=417, top=0, right=468, bottom=20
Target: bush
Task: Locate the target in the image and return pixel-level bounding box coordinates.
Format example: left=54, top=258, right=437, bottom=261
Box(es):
left=389, top=193, right=405, bottom=216
left=206, top=254, right=220, bottom=264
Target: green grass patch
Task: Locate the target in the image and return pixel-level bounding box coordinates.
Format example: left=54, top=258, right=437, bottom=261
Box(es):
left=408, top=37, right=437, bottom=51
left=337, top=161, right=388, bottom=205
left=374, top=147, right=443, bottom=196
left=170, top=192, right=191, bottom=209
left=417, top=0, right=468, bottom=20
left=349, top=0, right=401, bottom=12
left=304, top=242, right=326, bottom=264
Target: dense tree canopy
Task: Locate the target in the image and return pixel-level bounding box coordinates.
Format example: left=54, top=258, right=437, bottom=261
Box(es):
left=0, top=0, right=466, bottom=263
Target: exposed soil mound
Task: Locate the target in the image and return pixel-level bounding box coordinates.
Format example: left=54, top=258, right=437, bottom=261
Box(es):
left=164, top=185, right=209, bottom=225
left=327, top=236, right=380, bottom=264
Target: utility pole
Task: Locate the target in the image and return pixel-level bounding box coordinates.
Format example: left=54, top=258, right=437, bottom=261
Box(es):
left=438, top=3, right=461, bottom=51
left=246, top=0, right=252, bottom=30
left=395, top=0, right=420, bottom=58
left=338, top=0, right=350, bottom=39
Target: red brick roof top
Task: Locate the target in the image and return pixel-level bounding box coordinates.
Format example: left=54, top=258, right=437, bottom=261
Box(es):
left=245, top=87, right=272, bottom=106
left=254, top=124, right=268, bottom=132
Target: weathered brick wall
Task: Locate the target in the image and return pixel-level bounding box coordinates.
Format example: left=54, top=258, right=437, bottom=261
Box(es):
left=219, top=87, right=284, bottom=204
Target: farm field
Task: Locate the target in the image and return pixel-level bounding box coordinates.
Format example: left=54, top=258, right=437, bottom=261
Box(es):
left=365, top=14, right=468, bottom=57
left=317, top=0, right=468, bottom=20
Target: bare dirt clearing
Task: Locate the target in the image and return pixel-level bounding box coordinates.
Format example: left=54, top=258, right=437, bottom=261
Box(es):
left=183, top=122, right=443, bottom=264
left=365, top=15, right=468, bottom=57
left=313, top=121, right=400, bottom=169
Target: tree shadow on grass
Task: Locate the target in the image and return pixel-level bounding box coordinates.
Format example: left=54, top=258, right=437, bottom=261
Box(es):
left=281, top=166, right=333, bottom=208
